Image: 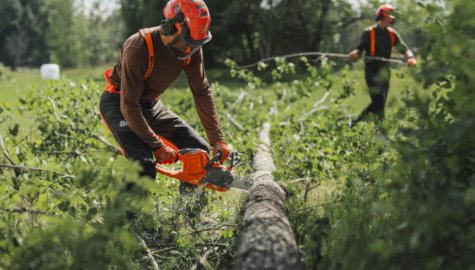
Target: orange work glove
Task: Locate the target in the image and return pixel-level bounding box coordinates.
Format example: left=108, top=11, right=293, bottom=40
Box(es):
left=212, top=141, right=230, bottom=164
left=154, top=145, right=178, bottom=165
left=349, top=50, right=360, bottom=62
left=407, top=57, right=417, bottom=67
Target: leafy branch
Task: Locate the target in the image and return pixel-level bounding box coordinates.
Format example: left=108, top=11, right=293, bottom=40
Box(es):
left=0, top=164, right=75, bottom=179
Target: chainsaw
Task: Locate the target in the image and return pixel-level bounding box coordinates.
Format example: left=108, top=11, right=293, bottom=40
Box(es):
left=155, top=148, right=253, bottom=191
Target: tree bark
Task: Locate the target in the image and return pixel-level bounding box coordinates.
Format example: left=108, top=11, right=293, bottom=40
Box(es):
left=233, top=123, right=302, bottom=270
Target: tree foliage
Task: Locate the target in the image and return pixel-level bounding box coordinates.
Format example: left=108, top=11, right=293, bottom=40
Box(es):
left=0, top=0, right=49, bottom=69
left=119, top=0, right=364, bottom=67
left=0, top=0, right=123, bottom=69
left=264, top=1, right=475, bottom=269
left=0, top=0, right=431, bottom=69
left=0, top=79, right=246, bottom=269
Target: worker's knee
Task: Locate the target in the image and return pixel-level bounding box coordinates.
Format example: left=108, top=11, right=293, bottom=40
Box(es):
left=127, top=156, right=156, bottom=179
left=123, top=158, right=155, bottom=194
left=139, top=158, right=157, bottom=179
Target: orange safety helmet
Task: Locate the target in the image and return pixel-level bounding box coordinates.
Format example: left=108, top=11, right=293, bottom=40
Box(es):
left=161, top=0, right=212, bottom=46
left=374, top=4, right=397, bottom=21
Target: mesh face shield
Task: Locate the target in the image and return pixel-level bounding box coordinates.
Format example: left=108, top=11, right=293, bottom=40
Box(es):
left=165, top=30, right=212, bottom=60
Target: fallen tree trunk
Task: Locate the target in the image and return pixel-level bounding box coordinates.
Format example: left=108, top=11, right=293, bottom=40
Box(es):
left=233, top=123, right=302, bottom=270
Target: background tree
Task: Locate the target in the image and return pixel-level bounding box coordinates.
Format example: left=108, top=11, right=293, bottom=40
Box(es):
left=44, top=0, right=84, bottom=68
left=0, top=0, right=429, bottom=69
left=119, top=0, right=166, bottom=37
left=83, top=2, right=125, bottom=66
left=0, top=0, right=49, bottom=69
left=207, top=0, right=361, bottom=66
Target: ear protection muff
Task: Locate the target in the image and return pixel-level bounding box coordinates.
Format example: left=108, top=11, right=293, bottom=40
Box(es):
left=374, top=9, right=384, bottom=21
left=160, top=19, right=176, bottom=36
left=374, top=11, right=396, bottom=24
left=160, top=13, right=185, bottom=36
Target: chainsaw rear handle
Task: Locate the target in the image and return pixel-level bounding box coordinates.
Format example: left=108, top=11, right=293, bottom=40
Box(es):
left=165, top=148, right=205, bottom=163
left=154, top=149, right=194, bottom=165
left=155, top=148, right=220, bottom=166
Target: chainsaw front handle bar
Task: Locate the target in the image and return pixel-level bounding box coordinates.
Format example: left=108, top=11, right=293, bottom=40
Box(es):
left=206, top=152, right=222, bottom=170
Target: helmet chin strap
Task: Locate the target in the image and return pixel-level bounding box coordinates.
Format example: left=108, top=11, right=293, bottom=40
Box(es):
left=165, top=35, right=201, bottom=60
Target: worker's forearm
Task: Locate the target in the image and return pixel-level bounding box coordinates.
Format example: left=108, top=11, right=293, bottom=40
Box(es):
left=120, top=102, right=164, bottom=150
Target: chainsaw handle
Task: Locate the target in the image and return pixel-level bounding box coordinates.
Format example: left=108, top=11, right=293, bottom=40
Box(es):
left=205, top=152, right=222, bottom=169
left=154, top=148, right=203, bottom=166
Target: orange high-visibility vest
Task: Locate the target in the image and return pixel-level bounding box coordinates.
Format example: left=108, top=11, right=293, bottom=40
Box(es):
left=139, top=28, right=191, bottom=79
left=139, top=28, right=155, bottom=80
left=105, top=28, right=191, bottom=93
left=369, top=26, right=396, bottom=57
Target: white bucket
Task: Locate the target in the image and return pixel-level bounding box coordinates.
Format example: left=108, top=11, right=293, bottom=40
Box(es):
left=40, top=64, right=60, bottom=80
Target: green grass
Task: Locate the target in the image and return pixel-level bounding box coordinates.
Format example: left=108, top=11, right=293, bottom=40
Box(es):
left=344, top=65, right=422, bottom=116
left=0, top=63, right=420, bottom=122
left=0, top=65, right=110, bottom=104
left=0, top=68, right=47, bottom=103
left=0, top=65, right=245, bottom=104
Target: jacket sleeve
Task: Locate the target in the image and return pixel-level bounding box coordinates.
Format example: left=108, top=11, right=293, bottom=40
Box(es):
left=393, top=29, right=414, bottom=58
left=184, top=49, right=225, bottom=145
left=120, top=46, right=165, bottom=150
left=355, top=30, right=370, bottom=55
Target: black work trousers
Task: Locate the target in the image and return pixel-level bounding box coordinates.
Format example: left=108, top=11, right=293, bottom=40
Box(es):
left=99, top=92, right=210, bottom=180
left=355, top=64, right=391, bottom=123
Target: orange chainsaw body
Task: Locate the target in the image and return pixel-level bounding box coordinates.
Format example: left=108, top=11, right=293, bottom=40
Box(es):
left=155, top=148, right=230, bottom=192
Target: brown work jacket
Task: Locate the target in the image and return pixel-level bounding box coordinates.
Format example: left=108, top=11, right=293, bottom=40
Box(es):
left=108, top=27, right=224, bottom=150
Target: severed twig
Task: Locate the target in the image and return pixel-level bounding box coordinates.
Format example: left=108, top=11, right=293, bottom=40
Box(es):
left=89, top=134, right=122, bottom=155
left=0, top=164, right=75, bottom=179
left=47, top=97, right=63, bottom=122
left=190, top=249, right=214, bottom=270
left=183, top=223, right=235, bottom=236
left=0, top=207, right=56, bottom=216
left=0, top=135, right=16, bottom=165
left=226, top=113, right=247, bottom=133
left=34, top=149, right=114, bottom=155
left=154, top=243, right=228, bottom=249
left=230, top=90, right=248, bottom=110
left=304, top=182, right=321, bottom=203
left=136, top=233, right=160, bottom=270
left=289, top=177, right=315, bottom=184
left=299, top=91, right=331, bottom=123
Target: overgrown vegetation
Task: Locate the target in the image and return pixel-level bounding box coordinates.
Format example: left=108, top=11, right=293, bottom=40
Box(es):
left=0, top=80, right=256, bottom=269
left=1, top=1, right=474, bottom=269
left=264, top=1, right=474, bottom=269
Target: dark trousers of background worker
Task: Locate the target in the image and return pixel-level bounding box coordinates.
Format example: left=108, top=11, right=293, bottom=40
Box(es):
left=99, top=92, right=210, bottom=194
left=352, top=63, right=391, bottom=126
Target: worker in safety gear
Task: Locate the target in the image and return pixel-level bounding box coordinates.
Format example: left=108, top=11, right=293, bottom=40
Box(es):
left=349, top=4, right=417, bottom=126
left=99, top=0, right=229, bottom=194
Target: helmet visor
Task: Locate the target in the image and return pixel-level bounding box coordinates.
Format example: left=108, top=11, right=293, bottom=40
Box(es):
left=386, top=9, right=400, bottom=19
left=167, top=35, right=203, bottom=60
left=181, top=21, right=213, bottom=47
